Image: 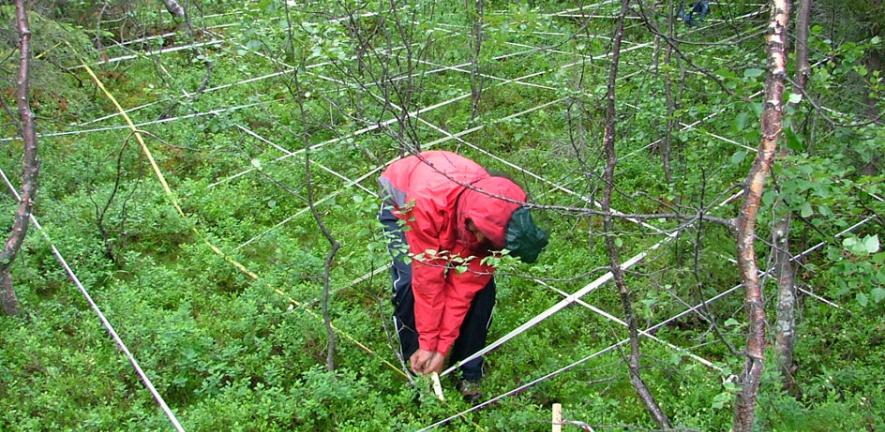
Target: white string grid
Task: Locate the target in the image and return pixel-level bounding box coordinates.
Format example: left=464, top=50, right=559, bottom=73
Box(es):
left=0, top=169, right=185, bottom=432
left=3, top=3, right=863, bottom=430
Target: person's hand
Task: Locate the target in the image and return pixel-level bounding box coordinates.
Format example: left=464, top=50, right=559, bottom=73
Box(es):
left=410, top=349, right=435, bottom=374
left=424, top=352, right=446, bottom=374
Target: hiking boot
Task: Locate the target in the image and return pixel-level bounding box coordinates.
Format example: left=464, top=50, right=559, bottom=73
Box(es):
left=458, top=379, right=483, bottom=405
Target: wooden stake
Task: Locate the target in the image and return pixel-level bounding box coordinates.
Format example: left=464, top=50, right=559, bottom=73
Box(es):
left=431, top=372, right=445, bottom=401
left=552, top=403, right=562, bottom=432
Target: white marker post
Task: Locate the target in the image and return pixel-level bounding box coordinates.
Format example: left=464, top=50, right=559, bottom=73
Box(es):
left=552, top=403, right=562, bottom=432
left=431, top=373, right=445, bottom=401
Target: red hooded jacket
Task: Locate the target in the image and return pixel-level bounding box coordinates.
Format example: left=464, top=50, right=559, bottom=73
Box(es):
left=379, top=151, right=526, bottom=355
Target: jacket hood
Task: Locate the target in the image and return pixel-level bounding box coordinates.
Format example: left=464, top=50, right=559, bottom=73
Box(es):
left=457, top=177, right=526, bottom=249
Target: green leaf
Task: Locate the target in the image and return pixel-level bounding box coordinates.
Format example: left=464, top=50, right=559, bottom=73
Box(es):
left=843, top=237, right=860, bottom=253
left=788, top=93, right=803, bottom=104
left=750, top=102, right=764, bottom=117
left=762, top=190, right=776, bottom=208
left=614, top=237, right=623, bottom=248
left=712, top=392, right=731, bottom=409
left=872, top=287, right=885, bottom=303
left=723, top=379, right=740, bottom=392
left=856, top=292, right=868, bottom=307
left=731, top=150, right=748, bottom=165
left=785, top=126, right=805, bottom=152
left=724, top=318, right=740, bottom=327
left=843, top=235, right=880, bottom=256
left=855, top=65, right=868, bottom=77
left=743, top=68, right=764, bottom=78
left=734, top=112, right=749, bottom=131
left=800, top=202, right=813, bottom=218
left=862, top=235, right=880, bottom=254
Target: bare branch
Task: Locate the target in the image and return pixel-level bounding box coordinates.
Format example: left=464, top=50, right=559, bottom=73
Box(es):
left=600, top=0, right=671, bottom=428
left=1, top=0, right=40, bottom=316
left=692, top=170, right=740, bottom=356
left=635, top=1, right=736, bottom=97
left=283, top=1, right=340, bottom=371
left=467, top=0, right=484, bottom=123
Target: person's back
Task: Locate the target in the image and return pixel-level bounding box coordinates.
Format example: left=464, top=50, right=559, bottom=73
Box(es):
left=380, top=150, right=530, bottom=253
left=380, top=150, right=488, bottom=220
left=377, top=151, right=548, bottom=402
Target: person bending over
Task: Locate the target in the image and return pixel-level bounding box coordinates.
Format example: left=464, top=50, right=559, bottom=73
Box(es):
left=377, top=150, right=548, bottom=401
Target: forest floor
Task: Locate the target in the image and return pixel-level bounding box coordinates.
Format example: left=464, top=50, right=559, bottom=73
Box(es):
left=0, top=1, right=882, bottom=430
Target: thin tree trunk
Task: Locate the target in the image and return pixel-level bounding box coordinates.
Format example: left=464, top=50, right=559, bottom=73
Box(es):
left=773, top=0, right=810, bottom=396
left=733, top=1, right=791, bottom=430
left=601, top=0, right=671, bottom=428
left=161, top=0, right=186, bottom=19
left=1, top=0, right=40, bottom=316
left=661, top=0, right=677, bottom=184
left=792, top=0, right=811, bottom=93
left=154, top=0, right=211, bottom=122
left=694, top=171, right=741, bottom=356
left=281, top=1, right=339, bottom=371
left=311, top=170, right=341, bottom=372
left=468, top=0, right=484, bottom=123
left=302, top=86, right=340, bottom=372
left=300, top=69, right=338, bottom=372
left=771, top=211, right=797, bottom=388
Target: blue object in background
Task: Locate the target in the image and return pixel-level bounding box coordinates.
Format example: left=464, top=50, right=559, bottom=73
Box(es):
left=678, top=0, right=710, bottom=26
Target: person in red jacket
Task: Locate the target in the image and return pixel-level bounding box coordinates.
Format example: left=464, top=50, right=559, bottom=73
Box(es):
left=377, top=151, right=548, bottom=400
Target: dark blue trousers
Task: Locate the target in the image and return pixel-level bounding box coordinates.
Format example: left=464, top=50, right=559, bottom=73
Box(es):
left=379, top=205, right=495, bottom=382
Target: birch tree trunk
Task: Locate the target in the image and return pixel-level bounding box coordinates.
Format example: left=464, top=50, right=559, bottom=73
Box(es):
left=661, top=0, right=677, bottom=184
left=733, top=1, right=791, bottom=430
left=161, top=0, right=186, bottom=19
left=467, top=0, right=484, bottom=123
left=773, top=0, right=811, bottom=396
left=1, top=0, right=40, bottom=316
left=601, top=0, right=671, bottom=428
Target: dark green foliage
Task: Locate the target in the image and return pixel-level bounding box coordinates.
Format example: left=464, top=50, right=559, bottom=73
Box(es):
left=0, top=0, right=882, bottom=430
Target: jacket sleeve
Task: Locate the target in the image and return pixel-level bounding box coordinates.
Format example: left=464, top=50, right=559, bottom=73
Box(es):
left=435, top=250, right=494, bottom=356
left=403, top=206, right=448, bottom=353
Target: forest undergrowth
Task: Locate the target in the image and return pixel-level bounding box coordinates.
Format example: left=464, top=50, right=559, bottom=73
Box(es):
left=0, top=0, right=882, bottom=430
